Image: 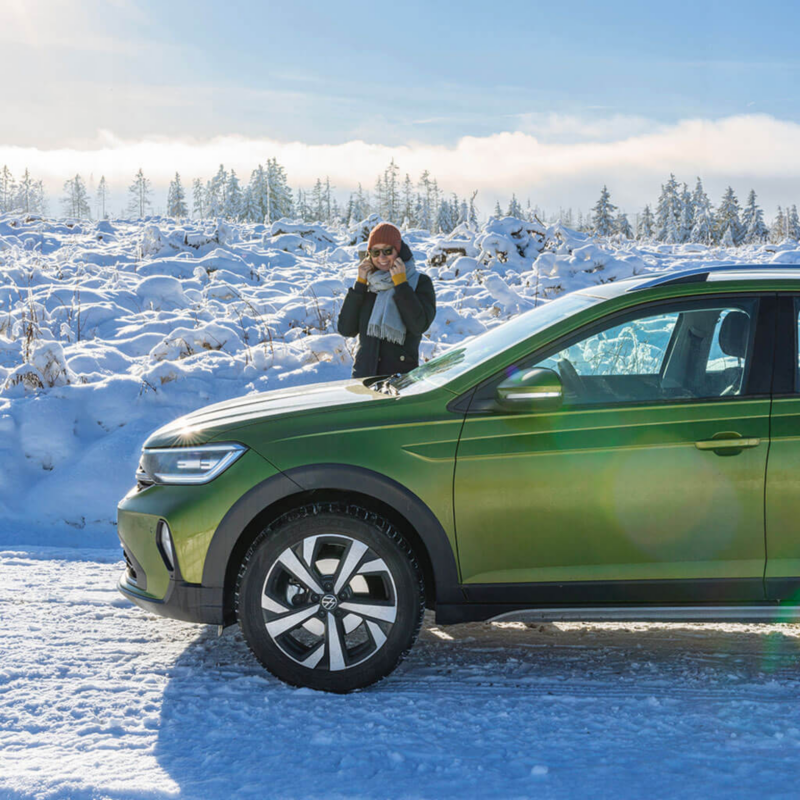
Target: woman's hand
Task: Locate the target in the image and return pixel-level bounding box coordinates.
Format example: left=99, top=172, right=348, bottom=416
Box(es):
left=389, top=257, right=406, bottom=281
left=357, top=258, right=373, bottom=281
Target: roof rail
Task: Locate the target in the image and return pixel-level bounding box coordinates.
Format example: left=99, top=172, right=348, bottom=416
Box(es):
left=627, top=263, right=800, bottom=292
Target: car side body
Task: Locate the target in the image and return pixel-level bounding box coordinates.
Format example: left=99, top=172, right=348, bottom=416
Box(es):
left=117, top=265, right=800, bottom=642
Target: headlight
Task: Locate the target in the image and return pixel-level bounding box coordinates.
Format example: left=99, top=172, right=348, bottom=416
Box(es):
left=137, top=443, right=247, bottom=485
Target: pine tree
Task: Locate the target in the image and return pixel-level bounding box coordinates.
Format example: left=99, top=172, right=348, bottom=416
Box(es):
left=15, top=169, right=36, bottom=214
left=493, top=200, right=502, bottom=217
left=127, top=168, right=152, bottom=218
left=192, top=178, right=206, bottom=220
left=96, top=176, right=110, bottom=220
left=637, top=205, right=655, bottom=240
left=678, top=183, right=694, bottom=243
left=0, top=166, right=16, bottom=213
left=771, top=206, right=786, bottom=243
left=615, top=210, right=633, bottom=239
left=507, top=193, right=524, bottom=218
left=655, top=174, right=682, bottom=242
left=715, top=187, right=743, bottom=246
left=417, top=171, right=433, bottom=230
left=35, top=181, right=47, bottom=215
left=166, top=173, right=188, bottom=219
left=205, top=165, right=228, bottom=218
left=742, top=189, right=768, bottom=244
left=351, top=183, right=367, bottom=222
left=266, top=158, right=293, bottom=219
left=223, top=170, right=242, bottom=220
left=689, top=178, right=715, bottom=244
left=383, top=159, right=400, bottom=224
left=788, top=205, right=800, bottom=240
left=591, top=185, right=617, bottom=237
left=323, top=176, right=334, bottom=224
left=62, top=174, right=91, bottom=219
left=435, top=196, right=456, bottom=234
left=468, top=191, right=479, bottom=228
left=402, top=174, right=415, bottom=227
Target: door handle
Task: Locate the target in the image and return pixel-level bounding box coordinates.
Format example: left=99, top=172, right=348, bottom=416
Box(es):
left=695, top=434, right=761, bottom=452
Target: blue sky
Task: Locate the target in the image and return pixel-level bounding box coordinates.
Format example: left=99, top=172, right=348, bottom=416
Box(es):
left=2, top=0, right=800, bottom=212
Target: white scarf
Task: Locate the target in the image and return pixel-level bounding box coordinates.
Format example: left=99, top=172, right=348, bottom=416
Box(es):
left=365, top=258, right=420, bottom=344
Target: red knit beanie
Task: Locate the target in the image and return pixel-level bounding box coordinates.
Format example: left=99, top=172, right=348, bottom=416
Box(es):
left=367, top=222, right=402, bottom=253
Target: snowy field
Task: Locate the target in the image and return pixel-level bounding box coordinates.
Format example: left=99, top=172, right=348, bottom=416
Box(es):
left=3, top=214, right=800, bottom=798
left=3, top=548, right=800, bottom=800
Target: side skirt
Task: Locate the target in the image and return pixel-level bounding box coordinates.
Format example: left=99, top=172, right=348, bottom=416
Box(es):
left=435, top=603, right=800, bottom=625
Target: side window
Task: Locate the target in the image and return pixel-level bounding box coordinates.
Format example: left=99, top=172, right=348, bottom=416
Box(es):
left=531, top=299, right=757, bottom=407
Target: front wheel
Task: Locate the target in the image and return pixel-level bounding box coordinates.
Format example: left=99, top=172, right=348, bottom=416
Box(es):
left=236, top=504, right=424, bottom=693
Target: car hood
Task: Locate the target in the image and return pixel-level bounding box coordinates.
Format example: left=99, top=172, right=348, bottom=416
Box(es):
left=144, top=378, right=386, bottom=448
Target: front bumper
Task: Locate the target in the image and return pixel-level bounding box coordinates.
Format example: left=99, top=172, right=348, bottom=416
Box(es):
left=117, top=571, right=224, bottom=625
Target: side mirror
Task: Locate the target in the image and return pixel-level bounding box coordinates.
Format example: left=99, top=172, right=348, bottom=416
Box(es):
left=495, top=367, right=563, bottom=412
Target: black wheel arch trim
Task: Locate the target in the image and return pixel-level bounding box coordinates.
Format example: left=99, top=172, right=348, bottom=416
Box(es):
left=201, top=463, right=464, bottom=606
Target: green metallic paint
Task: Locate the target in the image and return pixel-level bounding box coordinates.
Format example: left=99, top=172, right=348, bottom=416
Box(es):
left=117, top=275, right=800, bottom=615
left=765, top=397, right=800, bottom=592
left=454, top=397, right=770, bottom=588
left=117, top=449, right=279, bottom=590
left=217, top=388, right=466, bottom=568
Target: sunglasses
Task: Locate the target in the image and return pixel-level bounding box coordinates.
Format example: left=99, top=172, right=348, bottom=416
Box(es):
left=369, top=247, right=395, bottom=258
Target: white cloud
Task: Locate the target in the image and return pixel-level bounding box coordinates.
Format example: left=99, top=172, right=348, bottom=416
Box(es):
left=2, top=115, right=800, bottom=214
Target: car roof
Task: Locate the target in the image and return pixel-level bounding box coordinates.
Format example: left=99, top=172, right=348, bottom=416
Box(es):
left=577, top=263, right=800, bottom=300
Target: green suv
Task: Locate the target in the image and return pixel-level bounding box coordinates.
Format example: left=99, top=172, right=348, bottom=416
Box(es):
left=118, top=264, right=800, bottom=691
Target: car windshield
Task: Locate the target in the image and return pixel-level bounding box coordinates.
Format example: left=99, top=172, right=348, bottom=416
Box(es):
left=390, top=291, right=602, bottom=392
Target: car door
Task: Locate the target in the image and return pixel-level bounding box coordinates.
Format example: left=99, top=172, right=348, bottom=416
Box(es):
left=453, top=293, right=775, bottom=604
left=765, top=294, right=800, bottom=601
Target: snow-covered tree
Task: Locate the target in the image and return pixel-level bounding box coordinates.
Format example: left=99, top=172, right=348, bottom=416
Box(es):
left=689, top=178, right=715, bottom=244
left=96, top=176, right=110, bottom=220
left=127, top=168, right=152, bottom=218
left=771, top=206, right=787, bottom=243
left=223, top=170, right=242, bottom=220
left=788, top=205, right=800, bottom=240
left=166, top=173, right=188, bottom=219
left=0, top=166, right=16, bottom=213
left=266, top=158, right=293, bottom=220
left=401, top=174, right=415, bottom=227
left=205, top=165, right=228, bottom=218
left=678, top=183, right=694, bottom=243
left=468, top=190, right=479, bottom=228
left=741, top=189, right=768, bottom=244
left=507, top=194, right=524, bottom=218
left=351, top=183, right=368, bottom=223
left=637, top=205, right=655, bottom=240
left=15, top=169, right=36, bottom=214
left=192, top=178, right=206, bottom=220
left=435, top=195, right=456, bottom=234
left=383, top=159, right=400, bottom=224
left=655, top=174, right=682, bottom=242
left=715, top=187, right=743, bottom=246
left=615, top=210, right=633, bottom=239
left=417, top=171, right=434, bottom=231
left=591, top=185, right=617, bottom=237
left=62, top=174, right=91, bottom=219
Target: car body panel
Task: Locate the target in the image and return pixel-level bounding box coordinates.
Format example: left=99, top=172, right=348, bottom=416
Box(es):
left=455, top=397, right=770, bottom=589
left=117, top=448, right=279, bottom=586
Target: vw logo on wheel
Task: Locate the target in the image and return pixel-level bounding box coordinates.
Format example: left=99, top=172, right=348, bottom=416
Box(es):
left=320, top=594, right=338, bottom=611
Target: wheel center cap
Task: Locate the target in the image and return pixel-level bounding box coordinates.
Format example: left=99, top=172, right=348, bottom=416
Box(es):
left=320, top=594, right=338, bottom=611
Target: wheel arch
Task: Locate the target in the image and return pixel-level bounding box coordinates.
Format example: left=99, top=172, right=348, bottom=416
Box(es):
left=202, top=464, right=463, bottom=624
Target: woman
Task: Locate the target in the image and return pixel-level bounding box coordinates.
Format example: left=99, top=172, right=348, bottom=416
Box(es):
left=338, top=222, right=436, bottom=378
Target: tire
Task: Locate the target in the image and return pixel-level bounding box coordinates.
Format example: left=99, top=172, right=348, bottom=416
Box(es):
left=236, top=503, right=425, bottom=693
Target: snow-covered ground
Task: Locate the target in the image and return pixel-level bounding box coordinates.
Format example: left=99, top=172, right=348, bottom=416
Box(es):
left=3, top=214, right=800, bottom=798
left=3, top=547, right=800, bottom=800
